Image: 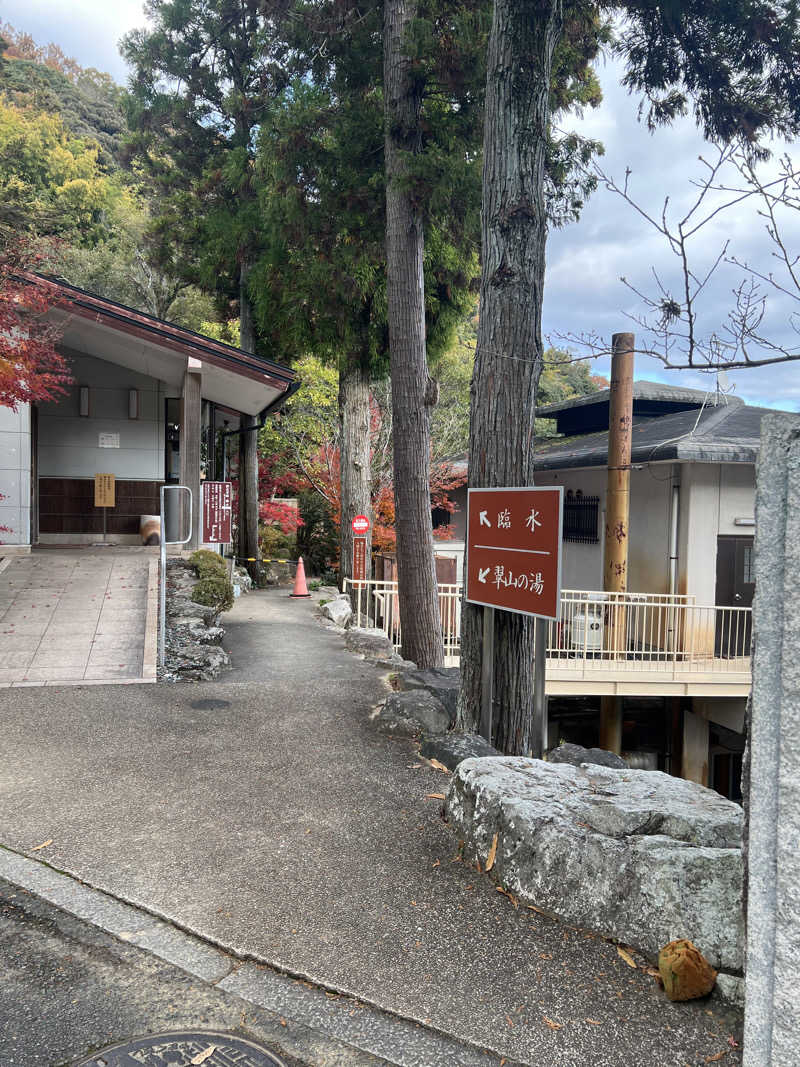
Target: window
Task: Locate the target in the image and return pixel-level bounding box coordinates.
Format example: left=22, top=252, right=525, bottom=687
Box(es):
left=563, top=491, right=599, bottom=544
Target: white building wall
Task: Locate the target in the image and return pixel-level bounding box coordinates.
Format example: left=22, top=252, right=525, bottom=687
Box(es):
left=718, top=464, right=756, bottom=533
left=533, top=466, right=672, bottom=593
left=677, top=463, right=755, bottom=606
left=0, top=402, right=31, bottom=545
left=37, top=351, right=165, bottom=480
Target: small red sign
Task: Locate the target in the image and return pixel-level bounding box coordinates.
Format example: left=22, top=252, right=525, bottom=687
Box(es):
left=352, top=514, right=370, bottom=535
left=466, top=486, right=563, bottom=620
left=202, top=481, right=233, bottom=544
left=353, top=536, right=368, bottom=582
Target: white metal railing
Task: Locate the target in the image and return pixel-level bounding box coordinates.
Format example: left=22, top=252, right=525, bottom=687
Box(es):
left=342, top=581, right=752, bottom=679
left=345, top=578, right=462, bottom=662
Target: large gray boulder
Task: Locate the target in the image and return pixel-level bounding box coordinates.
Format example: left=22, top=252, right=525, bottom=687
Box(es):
left=548, top=742, right=627, bottom=770
left=420, top=732, right=500, bottom=770
left=345, top=626, right=393, bottom=660
left=376, top=691, right=450, bottom=737
left=321, top=596, right=353, bottom=628
left=445, top=757, right=744, bottom=973
left=396, top=667, right=461, bottom=722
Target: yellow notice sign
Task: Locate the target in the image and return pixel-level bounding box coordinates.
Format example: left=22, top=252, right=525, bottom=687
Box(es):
left=94, top=473, right=116, bottom=508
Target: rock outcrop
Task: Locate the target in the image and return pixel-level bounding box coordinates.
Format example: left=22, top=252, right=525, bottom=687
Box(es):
left=161, top=559, right=231, bottom=681
left=321, top=594, right=353, bottom=628
left=396, top=667, right=461, bottom=723
left=376, top=691, right=450, bottom=737
left=344, top=627, right=394, bottom=660
left=420, top=732, right=501, bottom=770
left=548, top=742, right=628, bottom=770
left=445, top=756, right=744, bottom=973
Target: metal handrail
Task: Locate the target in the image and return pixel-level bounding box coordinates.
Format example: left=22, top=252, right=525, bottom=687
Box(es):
left=342, top=579, right=752, bottom=679
left=158, top=485, right=193, bottom=669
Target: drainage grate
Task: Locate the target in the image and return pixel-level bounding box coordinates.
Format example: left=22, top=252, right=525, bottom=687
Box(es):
left=74, top=1031, right=288, bottom=1066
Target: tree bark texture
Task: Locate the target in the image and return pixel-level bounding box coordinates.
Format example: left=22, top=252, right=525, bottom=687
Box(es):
left=339, top=359, right=373, bottom=589
left=238, top=262, right=261, bottom=581
left=384, top=0, right=444, bottom=668
left=455, top=0, right=563, bottom=752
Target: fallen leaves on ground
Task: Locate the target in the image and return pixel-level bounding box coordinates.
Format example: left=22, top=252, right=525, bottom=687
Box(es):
left=704, top=1050, right=728, bottom=1062
left=427, top=758, right=451, bottom=773
left=496, top=886, right=519, bottom=908
left=486, top=833, right=499, bottom=872
left=189, top=1048, right=217, bottom=1065
left=425, top=793, right=446, bottom=800
left=31, top=839, right=53, bottom=851
left=505, top=1014, right=515, bottom=1028
left=543, top=1016, right=562, bottom=1030
left=585, top=1019, right=602, bottom=1025
left=617, top=946, right=638, bottom=969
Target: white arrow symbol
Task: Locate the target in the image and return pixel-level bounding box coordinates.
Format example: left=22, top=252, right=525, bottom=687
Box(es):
left=478, top=567, right=490, bottom=583
left=479, top=511, right=491, bottom=527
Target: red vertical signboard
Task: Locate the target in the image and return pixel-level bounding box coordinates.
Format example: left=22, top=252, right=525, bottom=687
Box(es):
left=466, top=486, right=563, bottom=620
left=352, top=537, right=368, bottom=582
left=202, top=481, right=233, bottom=544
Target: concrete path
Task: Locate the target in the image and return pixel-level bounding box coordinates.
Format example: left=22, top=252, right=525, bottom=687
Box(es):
left=0, top=548, right=157, bottom=686
left=0, top=590, right=742, bottom=1065
left=0, top=874, right=385, bottom=1067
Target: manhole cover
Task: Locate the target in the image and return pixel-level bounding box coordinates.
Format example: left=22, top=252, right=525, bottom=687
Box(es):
left=190, top=699, right=232, bottom=710
left=74, top=1031, right=288, bottom=1066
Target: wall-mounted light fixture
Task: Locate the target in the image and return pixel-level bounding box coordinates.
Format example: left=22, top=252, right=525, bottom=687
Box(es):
left=79, top=386, right=90, bottom=417
left=128, top=389, right=139, bottom=420
left=734, top=517, right=755, bottom=527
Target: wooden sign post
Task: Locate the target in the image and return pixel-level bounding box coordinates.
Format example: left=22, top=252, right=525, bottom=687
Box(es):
left=94, top=473, right=116, bottom=545
left=466, top=486, right=563, bottom=754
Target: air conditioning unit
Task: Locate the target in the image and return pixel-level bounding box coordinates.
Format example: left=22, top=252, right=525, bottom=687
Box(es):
left=570, top=596, right=605, bottom=653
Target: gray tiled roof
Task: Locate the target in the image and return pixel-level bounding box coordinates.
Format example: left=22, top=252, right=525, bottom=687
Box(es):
left=533, top=397, right=778, bottom=470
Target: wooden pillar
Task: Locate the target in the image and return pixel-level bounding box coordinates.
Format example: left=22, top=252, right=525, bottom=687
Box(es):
left=238, top=414, right=260, bottom=582
left=179, top=360, right=202, bottom=550
left=599, top=332, right=634, bottom=754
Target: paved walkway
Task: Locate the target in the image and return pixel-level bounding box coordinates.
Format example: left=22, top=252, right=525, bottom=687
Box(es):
left=0, top=590, right=742, bottom=1065
left=0, top=549, right=157, bottom=686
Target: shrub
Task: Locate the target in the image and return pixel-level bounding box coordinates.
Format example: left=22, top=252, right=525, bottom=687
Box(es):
left=260, top=523, right=296, bottom=561
left=191, top=574, right=234, bottom=612
left=189, top=549, right=228, bottom=581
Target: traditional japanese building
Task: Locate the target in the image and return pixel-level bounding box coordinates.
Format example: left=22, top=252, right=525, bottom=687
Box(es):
left=0, top=275, right=297, bottom=551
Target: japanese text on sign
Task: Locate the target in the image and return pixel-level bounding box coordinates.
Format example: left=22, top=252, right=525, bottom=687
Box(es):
left=202, top=481, right=233, bottom=544
left=94, top=473, right=115, bottom=508
left=466, top=486, right=563, bottom=620
left=352, top=536, right=367, bottom=582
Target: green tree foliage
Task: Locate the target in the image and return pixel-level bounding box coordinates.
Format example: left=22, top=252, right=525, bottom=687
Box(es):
left=0, top=99, right=128, bottom=240
left=0, top=26, right=125, bottom=166
left=121, top=0, right=291, bottom=336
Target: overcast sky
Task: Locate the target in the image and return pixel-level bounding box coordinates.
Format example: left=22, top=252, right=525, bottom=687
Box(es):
left=4, top=0, right=800, bottom=410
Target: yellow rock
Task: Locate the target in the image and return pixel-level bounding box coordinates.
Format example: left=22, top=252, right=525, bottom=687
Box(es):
left=658, top=939, right=718, bottom=1001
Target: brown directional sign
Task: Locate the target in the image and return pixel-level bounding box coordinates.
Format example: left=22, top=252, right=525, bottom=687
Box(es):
left=202, top=480, right=233, bottom=544
left=94, top=473, right=115, bottom=508
left=352, top=536, right=368, bottom=582
left=466, top=486, right=563, bottom=620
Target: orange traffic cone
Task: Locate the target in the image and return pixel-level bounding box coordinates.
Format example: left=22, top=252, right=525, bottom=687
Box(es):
left=290, top=556, right=311, bottom=598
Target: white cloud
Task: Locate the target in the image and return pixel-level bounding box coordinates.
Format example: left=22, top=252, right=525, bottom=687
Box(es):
left=545, top=57, right=800, bottom=411
left=2, top=0, right=146, bottom=81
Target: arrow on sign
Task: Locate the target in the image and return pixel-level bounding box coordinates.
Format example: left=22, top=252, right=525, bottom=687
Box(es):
left=478, top=567, right=490, bottom=583
left=479, top=511, right=491, bottom=528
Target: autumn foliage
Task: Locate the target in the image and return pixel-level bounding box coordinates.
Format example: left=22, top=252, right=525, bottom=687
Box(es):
left=0, top=243, right=71, bottom=409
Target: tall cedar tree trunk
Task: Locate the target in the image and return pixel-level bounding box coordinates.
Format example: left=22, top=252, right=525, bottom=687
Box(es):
left=339, top=359, right=373, bottom=590
left=238, top=260, right=261, bottom=582
left=455, top=0, right=563, bottom=751
left=384, top=0, right=444, bottom=668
